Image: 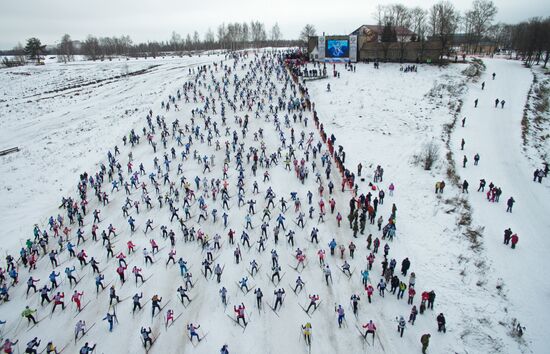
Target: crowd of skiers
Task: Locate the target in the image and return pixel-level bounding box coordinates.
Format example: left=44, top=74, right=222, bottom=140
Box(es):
left=0, top=50, right=454, bottom=354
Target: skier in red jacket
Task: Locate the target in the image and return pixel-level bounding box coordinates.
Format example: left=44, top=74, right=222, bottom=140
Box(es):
left=234, top=303, right=247, bottom=326
left=362, top=320, right=376, bottom=340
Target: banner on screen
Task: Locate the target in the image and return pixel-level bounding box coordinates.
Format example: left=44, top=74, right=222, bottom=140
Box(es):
left=326, top=39, right=349, bottom=58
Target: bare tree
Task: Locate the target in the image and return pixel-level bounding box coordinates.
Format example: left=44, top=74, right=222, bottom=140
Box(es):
left=2, top=43, right=26, bottom=67
left=542, top=18, right=550, bottom=68
left=373, top=4, right=387, bottom=29
left=118, top=35, right=133, bottom=56
left=170, top=31, right=182, bottom=53
left=463, top=0, right=497, bottom=53
left=82, top=35, right=100, bottom=60
left=57, top=34, right=75, bottom=63
left=271, top=22, right=282, bottom=46
left=227, top=23, right=237, bottom=50
left=204, top=28, right=215, bottom=50
left=380, top=21, right=397, bottom=59
left=411, top=7, right=429, bottom=60
left=429, top=1, right=460, bottom=60
left=420, top=141, right=440, bottom=170
left=185, top=34, right=192, bottom=51
left=193, top=31, right=201, bottom=49
left=462, top=10, right=476, bottom=53
left=99, top=37, right=116, bottom=59
left=217, top=23, right=227, bottom=50
left=242, top=22, right=250, bottom=44
left=13, top=42, right=26, bottom=64
left=389, top=4, right=413, bottom=61
left=250, top=21, right=267, bottom=47
left=300, top=24, right=316, bottom=44
left=487, top=22, right=512, bottom=53
left=233, top=23, right=243, bottom=50
left=511, top=17, right=550, bottom=67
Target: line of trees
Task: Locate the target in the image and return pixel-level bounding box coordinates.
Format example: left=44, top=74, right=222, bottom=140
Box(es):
left=370, top=0, right=549, bottom=66
left=1, top=20, right=299, bottom=64
left=509, top=17, right=550, bottom=68
left=2, top=3, right=549, bottom=67
left=71, top=21, right=297, bottom=60
left=372, top=0, right=495, bottom=60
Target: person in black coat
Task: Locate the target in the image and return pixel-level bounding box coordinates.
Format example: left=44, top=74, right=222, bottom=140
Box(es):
left=437, top=313, right=446, bottom=333
left=428, top=290, right=436, bottom=309
left=401, top=258, right=410, bottom=276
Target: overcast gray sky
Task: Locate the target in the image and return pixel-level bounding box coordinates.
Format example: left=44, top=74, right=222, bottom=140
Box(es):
left=1, top=0, right=549, bottom=49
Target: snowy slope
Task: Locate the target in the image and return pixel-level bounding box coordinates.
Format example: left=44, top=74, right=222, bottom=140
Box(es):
left=451, top=58, right=550, bottom=354
left=0, top=53, right=547, bottom=354
left=0, top=54, right=223, bottom=253
left=305, top=59, right=548, bottom=354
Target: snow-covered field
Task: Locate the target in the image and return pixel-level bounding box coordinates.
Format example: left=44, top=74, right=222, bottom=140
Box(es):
left=0, top=54, right=223, bottom=252
left=0, top=53, right=548, bottom=354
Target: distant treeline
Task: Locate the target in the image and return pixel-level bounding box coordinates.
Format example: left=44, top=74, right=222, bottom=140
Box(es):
left=1, top=21, right=301, bottom=64
left=1, top=4, right=550, bottom=68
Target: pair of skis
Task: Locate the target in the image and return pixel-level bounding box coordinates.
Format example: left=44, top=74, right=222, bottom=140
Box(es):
left=236, top=281, right=256, bottom=295
left=137, top=274, right=154, bottom=288
left=356, top=325, right=372, bottom=346
left=73, top=300, right=91, bottom=318
left=266, top=296, right=286, bottom=317
left=340, top=267, right=356, bottom=279
left=74, top=322, right=96, bottom=344
left=152, top=299, right=172, bottom=319
left=355, top=325, right=384, bottom=350
left=299, top=300, right=322, bottom=318
left=289, top=261, right=308, bottom=273
left=187, top=331, right=208, bottom=347
left=226, top=311, right=252, bottom=332
left=247, top=265, right=262, bottom=278
left=140, top=332, right=160, bottom=354
left=289, top=282, right=305, bottom=295
left=266, top=272, right=286, bottom=286
left=165, top=312, right=183, bottom=330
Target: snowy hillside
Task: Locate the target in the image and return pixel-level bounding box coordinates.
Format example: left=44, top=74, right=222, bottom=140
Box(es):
left=0, top=54, right=224, bottom=252
left=0, top=52, right=548, bottom=354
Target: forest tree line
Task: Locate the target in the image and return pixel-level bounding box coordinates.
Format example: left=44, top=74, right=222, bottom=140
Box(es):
left=368, top=0, right=550, bottom=66
left=2, top=0, right=550, bottom=67
left=2, top=21, right=299, bottom=66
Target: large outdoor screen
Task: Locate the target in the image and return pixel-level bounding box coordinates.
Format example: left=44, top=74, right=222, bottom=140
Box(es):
left=326, top=39, right=349, bottom=58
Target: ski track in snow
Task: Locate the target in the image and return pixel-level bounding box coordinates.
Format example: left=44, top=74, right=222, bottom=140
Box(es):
left=0, top=54, right=547, bottom=354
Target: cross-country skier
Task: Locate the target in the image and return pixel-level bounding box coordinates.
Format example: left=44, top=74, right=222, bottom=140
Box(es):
left=52, top=292, right=65, bottom=313
left=362, top=320, right=376, bottom=340
left=273, top=288, right=285, bottom=310
left=397, top=316, right=406, bottom=337
left=219, top=287, right=227, bottom=306
left=234, top=303, right=247, bottom=326
left=141, top=327, right=152, bottom=348
left=350, top=294, right=360, bottom=315
left=132, top=293, right=143, bottom=312
left=21, top=306, right=37, bottom=325
left=302, top=322, right=312, bottom=345
left=79, top=342, right=96, bottom=354
left=323, top=265, right=332, bottom=285
left=187, top=323, right=201, bottom=343
left=335, top=305, right=345, bottom=328
left=151, top=295, right=162, bottom=316
left=75, top=320, right=86, bottom=341
left=103, top=311, right=116, bottom=332
left=177, top=286, right=191, bottom=305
